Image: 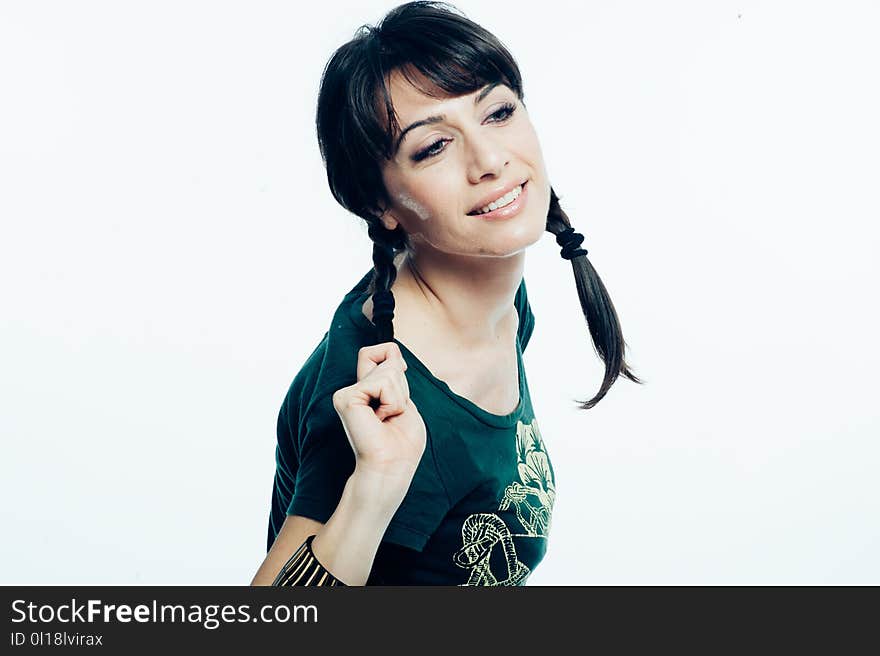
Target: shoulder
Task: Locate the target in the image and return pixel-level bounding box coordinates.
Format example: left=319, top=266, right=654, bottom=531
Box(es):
left=279, top=272, right=378, bottom=426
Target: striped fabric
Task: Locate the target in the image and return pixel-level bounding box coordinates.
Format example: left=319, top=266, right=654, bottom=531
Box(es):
left=271, top=534, right=347, bottom=586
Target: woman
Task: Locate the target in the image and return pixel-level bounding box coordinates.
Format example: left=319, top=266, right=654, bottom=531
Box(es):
left=250, top=1, right=641, bottom=586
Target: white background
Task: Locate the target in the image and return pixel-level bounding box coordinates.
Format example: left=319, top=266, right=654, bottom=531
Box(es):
left=1, top=0, right=878, bottom=585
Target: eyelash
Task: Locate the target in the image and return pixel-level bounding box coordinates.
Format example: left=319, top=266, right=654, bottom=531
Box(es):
left=412, top=102, right=517, bottom=162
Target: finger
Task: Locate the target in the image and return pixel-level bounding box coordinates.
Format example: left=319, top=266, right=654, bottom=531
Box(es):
left=376, top=376, right=406, bottom=421
left=350, top=371, right=404, bottom=420
left=367, top=369, right=407, bottom=414
left=373, top=377, right=406, bottom=422
left=397, top=368, right=410, bottom=400
left=376, top=396, right=404, bottom=421
left=356, top=342, right=407, bottom=381
left=385, top=373, right=412, bottom=420
left=385, top=372, right=407, bottom=408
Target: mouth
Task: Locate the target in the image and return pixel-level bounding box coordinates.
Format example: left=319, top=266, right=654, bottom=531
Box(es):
left=466, top=179, right=529, bottom=220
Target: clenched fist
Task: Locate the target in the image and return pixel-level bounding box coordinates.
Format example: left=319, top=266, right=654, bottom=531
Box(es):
left=332, top=342, right=427, bottom=498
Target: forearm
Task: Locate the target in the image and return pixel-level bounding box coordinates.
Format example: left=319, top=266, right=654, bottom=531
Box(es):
left=252, top=468, right=409, bottom=586
left=307, top=468, right=405, bottom=586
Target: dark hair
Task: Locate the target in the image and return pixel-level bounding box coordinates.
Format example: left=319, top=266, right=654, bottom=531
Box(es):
left=315, top=1, right=642, bottom=409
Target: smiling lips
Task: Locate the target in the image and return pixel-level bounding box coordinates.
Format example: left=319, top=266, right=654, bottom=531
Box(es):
left=471, top=184, right=523, bottom=215
left=467, top=178, right=528, bottom=215
left=467, top=180, right=529, bottom=220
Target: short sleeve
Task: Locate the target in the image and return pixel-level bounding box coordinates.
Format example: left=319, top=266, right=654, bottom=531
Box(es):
left=287, top=394, right=450, bottom=554
left=286, top=394, right=356, bottom=523
left=515, top=277, right=535, bottom=352
left=382, top=422, right=452, bottom=552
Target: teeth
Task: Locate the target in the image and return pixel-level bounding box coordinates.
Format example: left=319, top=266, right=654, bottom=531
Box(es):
left=475, top=184, right=522, bottom=214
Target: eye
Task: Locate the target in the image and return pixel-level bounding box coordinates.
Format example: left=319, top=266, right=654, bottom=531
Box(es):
left=410, top=101, right=518, bottom=163
left=488, top=101, right=517, bottom=123
left=413, top=137, right=451, bottom=162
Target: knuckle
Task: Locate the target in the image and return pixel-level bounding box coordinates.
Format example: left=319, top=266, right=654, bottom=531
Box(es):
left=332, top=386, right=350, bottom=407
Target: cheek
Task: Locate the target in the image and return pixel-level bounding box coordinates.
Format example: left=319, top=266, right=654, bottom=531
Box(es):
left=396, top=191, right=432, bottom=221
left=518, top=124, right=545, bottom=165
left=507, top=112, right=546, bottom=166
left=396, top=175, right=459, bottom=224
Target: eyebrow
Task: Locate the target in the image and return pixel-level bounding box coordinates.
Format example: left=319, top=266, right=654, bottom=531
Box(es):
left=393, top=82, right=503, bottom=155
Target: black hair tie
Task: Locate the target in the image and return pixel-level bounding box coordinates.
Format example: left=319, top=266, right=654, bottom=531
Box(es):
left=372, top=289, right=395, bottom=323
left=556, top=227, right=588, bottom=260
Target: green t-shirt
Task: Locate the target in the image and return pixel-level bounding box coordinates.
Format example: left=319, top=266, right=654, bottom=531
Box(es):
left=267, top=269, right=556, bottom=585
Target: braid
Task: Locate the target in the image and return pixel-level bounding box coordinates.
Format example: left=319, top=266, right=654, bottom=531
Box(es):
left=546, top=186, right=643, bottom=410
left=358, top=188, right=641, bottom=411
left=365, top=220, right=408, bottom=345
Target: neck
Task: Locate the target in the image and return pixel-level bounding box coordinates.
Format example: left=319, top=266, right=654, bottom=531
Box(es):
left=390, top=246, right=524, bottom=350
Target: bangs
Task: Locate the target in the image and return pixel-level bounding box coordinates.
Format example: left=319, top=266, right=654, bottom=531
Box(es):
left=316, top=1, right=524, bottom=218
left=356, top=9, right=523, bottom=161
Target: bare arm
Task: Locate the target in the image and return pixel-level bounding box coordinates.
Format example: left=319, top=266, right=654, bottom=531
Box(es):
left=252, top=342, right=426, bottom=586
left=251, top=515, right=323, bottom=586
left=251, top=467, right=402, bottom=586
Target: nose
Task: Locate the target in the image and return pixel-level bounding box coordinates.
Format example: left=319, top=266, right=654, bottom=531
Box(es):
left=466, top=132, right=509, bottom=183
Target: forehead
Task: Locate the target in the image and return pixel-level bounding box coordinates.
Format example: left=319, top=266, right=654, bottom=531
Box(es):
left=384, top=68, right=458, bottom=119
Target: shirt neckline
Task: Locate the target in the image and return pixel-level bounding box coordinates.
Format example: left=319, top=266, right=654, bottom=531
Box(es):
left=344, top=272, right=525, bottom=429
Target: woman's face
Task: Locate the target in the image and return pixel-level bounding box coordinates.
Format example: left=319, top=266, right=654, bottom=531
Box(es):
left=377, top=69, right=551, bottom=259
